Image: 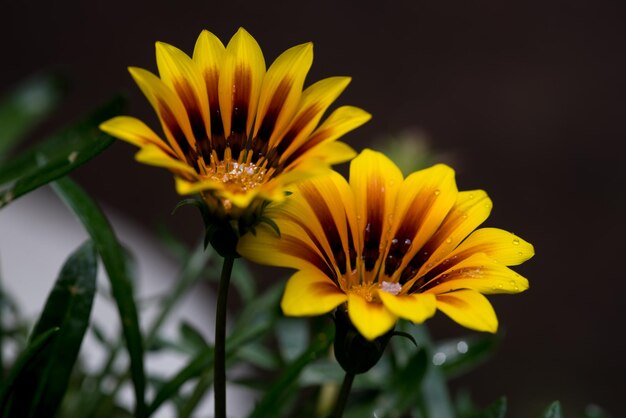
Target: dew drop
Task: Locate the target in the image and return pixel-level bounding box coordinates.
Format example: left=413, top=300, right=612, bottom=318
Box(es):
left=391, top=238, right=399, bottom=245
left=445, top=237, right=452, bottom=244
left=468, top=193, right=474, bottom=199
left=457, top=341, right=469, bottom=353
left=434, top=189, right=441, bottom=196
left=404, top=238, right=412, bottom=246
left=432, top=352, right=446, bottom=366
left=512, top=238, right=520, bottom=246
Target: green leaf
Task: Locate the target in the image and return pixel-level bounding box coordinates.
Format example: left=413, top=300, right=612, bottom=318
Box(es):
left=51, top=177, right=146, bottom=417
left=0, top=74, right=63, bottom=160
left=542, top=401, right=563, bottom=418
left=0, top=327, right=59, bottom=414
left=478, top=397, right=507, bottom=418
left=237, top=343, right=282, bottom=371
left=227, top=283, right=283, bottom=349
left=435, top=334, right=500, bottom=379
left=386, top=323, right=455, bottom=418
left=179, top=321, right=210, bottom=352
left=249, top=327, right=333, bottom=418
left=276, top=318, right=310, bottom=362
left=2, top=241, right=97, bottom=418
left=0, top=97, right=123, bottom=209
left=230, top=259, right=257, bottom=304
left=146, top=347, right=214, bottom=416
left=584, top=404, right=611, bottom=418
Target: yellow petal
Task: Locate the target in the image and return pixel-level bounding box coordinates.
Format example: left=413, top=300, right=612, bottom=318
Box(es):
left=99, top=116, right=170, bottom=152
left=218, top=28, right=266, bottom=138
left=254, top=42, right=313, bottom=148
left=347, top=293, right=397, bottom=341
left=155, top=41, right=210, bottom=147
left=278, top=76, right=352, bottom=162
left=385, top=164, right=457, bottom=283
left=436, top=290, right=498, bottom=333
left=286, top=139, right=356, bottom=168
left=454, top=228, right=535, bottom=266
left=237, top=220, right=337, bottom=279
left=307, top=106, right=371, bottom=147
left=417, top=190, right=492, bottom=276
left=281, top=270, right=347, bottom=316
left=175, top=176, right=224, bottom=195
left=135, top=144, right=197, bottom=176
left=193, top=30, right=226, bottom=138
left=378, top=290, right=436, bottom=323
left=128, top=66, right=194, bottom=160
left=192, top=30, right=226, bottom=80
left=349, top=149, right=404, bottom=283
left=421, top=252, right=529, bottom=295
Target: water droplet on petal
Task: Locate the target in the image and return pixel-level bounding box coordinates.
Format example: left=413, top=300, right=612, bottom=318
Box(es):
left=512, top=238, right=520, bottom=246
left=445, top=237, right=452, bottom=244
left=434, top=189, right=441, bottom=196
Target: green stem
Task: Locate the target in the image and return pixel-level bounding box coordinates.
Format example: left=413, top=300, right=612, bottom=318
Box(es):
left=331, top=373, right=355, bottom=418
left=214, top=256, right=234, bottom=418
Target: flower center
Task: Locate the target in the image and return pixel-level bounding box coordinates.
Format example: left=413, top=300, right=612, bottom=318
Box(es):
left=210, top=161, right=266, bottom=190
left=204, top=156, right=267, bottom=194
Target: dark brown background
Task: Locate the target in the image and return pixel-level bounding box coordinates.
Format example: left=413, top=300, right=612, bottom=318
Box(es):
left=2, top=1, right=625, bottom=417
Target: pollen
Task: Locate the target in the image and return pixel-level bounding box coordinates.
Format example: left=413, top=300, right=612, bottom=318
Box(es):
left=349, top=284, right=379, bottom=302
left=205, top=159, right=267, bottom=194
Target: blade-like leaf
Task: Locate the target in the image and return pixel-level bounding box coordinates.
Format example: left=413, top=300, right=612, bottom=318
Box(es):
left=3, top=241, right=97, bottom=418
left=435, top=334, right=500, bottom=379
left=478, top=397, right=507, bottom=418
left=148, top=284, right=284, bottom=416
left=0, top=97, right=123, bottom=208
left=51, top=177, right=146, bottom=417
left=0, top=74, right=63, bottom=159
left=249, top=327, right=333, bottom=418
left=0, top=327, right=59, bottom=414
left=147, top=346, right=214, bottom=416
left=542, top=401, right=563, bottom=418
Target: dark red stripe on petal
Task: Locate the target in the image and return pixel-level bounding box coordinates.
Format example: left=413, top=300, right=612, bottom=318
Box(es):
left=300, top=183, right=349, bottom=275
left=389, top=191, right=439, bottom=280
left=252, top=78, right=292, bottom=158
left=281, top=124, right=330, bottom=170
left=269, top=103, right=321, bottom=170
left=407, top=250, right=476, bottom=294
left=345, top=213, right=357, bottom=273
left=227, top=66, right=251, bottom=160
left=283, top=213, right=339, bottom=285
left=157, top=98, right=198, bottom=171
left=174, top=80, right=212, bottom=164
left=280, top=234, right=337, bottom=283
left=362, top=176, right=385, bottom=271
left=202, top=69, right=227, bottom=159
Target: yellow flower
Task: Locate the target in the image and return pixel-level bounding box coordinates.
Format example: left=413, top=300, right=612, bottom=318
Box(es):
left=100, top=28, right=370, bottom=218
left=238, top=149, right=534, bottom=340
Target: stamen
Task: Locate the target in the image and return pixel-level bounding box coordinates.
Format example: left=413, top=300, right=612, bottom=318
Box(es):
left=204, top=154, right=267, bottom=194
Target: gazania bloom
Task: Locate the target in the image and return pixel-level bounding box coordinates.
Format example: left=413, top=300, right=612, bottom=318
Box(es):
left=238, top=149, right=534, bottom=340
left=100, top=28, right=370, bottom=218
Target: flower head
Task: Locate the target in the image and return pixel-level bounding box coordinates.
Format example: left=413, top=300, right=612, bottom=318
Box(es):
left=100, top=28, right=370, bottom=219
left=238, top=149, right=534, bottom=340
